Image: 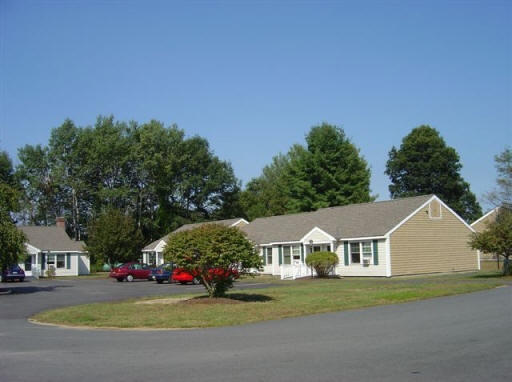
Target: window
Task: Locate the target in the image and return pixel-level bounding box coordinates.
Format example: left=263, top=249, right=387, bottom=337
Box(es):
left=350, top=243, right=360, bottom=264
left=47, top=254, right=66, bottom=269
left=148, top=252, right=157, bottom=267
left=24, top=255, right=32, bottom=271
left=264, top=247, right=273, bottom=265
left=282, top=245, right=300, bottom=265
left=56, top=254, right=65, bottom=269
left=283, top=246, right=291, bottom=264
left=349, top=242, right=373, bottom=265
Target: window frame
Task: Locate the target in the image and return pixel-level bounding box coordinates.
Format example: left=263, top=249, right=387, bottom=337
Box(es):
left=349, top=241, right=373, bottom=266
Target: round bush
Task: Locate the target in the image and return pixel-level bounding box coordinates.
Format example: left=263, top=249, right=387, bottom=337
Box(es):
left=305, top=251, right=339, bottom=278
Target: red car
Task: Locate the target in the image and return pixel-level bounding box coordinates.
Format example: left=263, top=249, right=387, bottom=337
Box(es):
left=109, top=262, right=151, bottom=282
left=171, top=268, right=202, bottom=285
left=171, top=267, right=239, bottom=285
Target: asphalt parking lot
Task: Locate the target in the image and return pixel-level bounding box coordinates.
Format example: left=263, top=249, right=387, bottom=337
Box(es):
left=0, top=277, right=510, bottom=382
left=0, top=276, right=270, bottom=319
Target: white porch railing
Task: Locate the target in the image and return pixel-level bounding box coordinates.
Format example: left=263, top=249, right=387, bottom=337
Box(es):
left=280, top=261, right=314, bottom=280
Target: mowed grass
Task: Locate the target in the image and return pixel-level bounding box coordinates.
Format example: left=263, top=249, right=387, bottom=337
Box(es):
left=31, top=272, right=507, bottom=329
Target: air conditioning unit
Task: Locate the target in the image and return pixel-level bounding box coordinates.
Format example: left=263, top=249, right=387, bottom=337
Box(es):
left=362, top=259, right=370, bottom=266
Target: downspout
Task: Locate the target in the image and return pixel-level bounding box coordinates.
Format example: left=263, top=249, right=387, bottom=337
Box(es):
left=385, top=235, right=392, bottom=277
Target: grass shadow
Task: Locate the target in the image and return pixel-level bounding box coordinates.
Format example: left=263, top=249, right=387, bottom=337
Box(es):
left=226, top=293, right=274, bottom=302
left=471, top=272, right=506, bottom=279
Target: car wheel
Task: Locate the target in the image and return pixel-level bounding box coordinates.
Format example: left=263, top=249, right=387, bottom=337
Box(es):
left=126, top=274, right=134, bottom=282
left=192, top=277, right=201, bottom=285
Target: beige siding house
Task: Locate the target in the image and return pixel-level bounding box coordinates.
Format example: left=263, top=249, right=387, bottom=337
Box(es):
left=471, top=207, right=500, bottom=233
left=241, top=195, right=479, bottom=278
left=142, top=218, right=249, bottom=266
left=471, top=206, right=505, bottom=260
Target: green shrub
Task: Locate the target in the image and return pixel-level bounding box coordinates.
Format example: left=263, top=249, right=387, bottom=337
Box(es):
left=305, top=251, right=339, bottom=278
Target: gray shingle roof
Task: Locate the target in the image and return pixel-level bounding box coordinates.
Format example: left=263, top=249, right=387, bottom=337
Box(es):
left=241, top=195, right=434, bottom=244
left=19, top=226, right=86, bottom=252
left=142, top=218, right=248, bottom=251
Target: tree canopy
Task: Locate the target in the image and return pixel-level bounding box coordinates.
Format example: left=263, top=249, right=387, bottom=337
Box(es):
left=485, top=147, right=511, bottom=207
left=85, top=208, right=145, bottom=268
left=470, top=207, right=512, bottom=275
left=385, top=125, right=481, bottom=222
left=0, top=151, right=26, bottom=270
left=240, top=123, right=373, bottom=220
left=14, top=116, right=241, bottom=247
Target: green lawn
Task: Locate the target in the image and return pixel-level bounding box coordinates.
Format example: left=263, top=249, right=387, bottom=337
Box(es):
left=31, top=272, right=507, bottom=329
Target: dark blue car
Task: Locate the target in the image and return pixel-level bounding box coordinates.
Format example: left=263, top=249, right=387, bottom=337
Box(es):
left=151, top=263, right=175, bottom=284
left=1, top=265, right=25, bottom=282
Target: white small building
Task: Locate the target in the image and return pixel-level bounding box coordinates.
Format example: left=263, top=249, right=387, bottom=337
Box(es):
left=142, top=218, right=249, bottom=266
left=18, top=218, right=90, bottom=277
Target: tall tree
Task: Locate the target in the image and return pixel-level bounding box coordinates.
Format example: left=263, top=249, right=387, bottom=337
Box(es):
left=304, top=123, right=372, bottom=207
left=48, top=119, right=84, bottom=239
left=385, top=125, right=481, bottom=222
left=241, top=123, right=373, bottom=219
left=485, top=147, right=512, bottom=207
left=15, top=144, right=57, bottom=225
left=86, top=207, right=144, bottom=267
left=240, top=154, right=291, bottom=220
left=0, top=151, right=26, bottom=270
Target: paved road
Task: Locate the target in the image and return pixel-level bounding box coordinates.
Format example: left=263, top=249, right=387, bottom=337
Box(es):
left=0, top=278, right=510, bottom=382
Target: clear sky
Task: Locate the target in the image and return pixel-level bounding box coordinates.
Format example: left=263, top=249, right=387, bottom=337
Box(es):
left=1, top=0, right=511, bottom=210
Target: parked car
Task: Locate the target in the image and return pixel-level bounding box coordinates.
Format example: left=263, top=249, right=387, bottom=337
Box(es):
left=151, top=263, right=175, bottom=283
left=109, top=262, right=151, bottom=282
left=171, top=267, right=202, bottom=285
left=1, top=265, right=25, bottom=282
left=171, top=267, right=239, bottom=285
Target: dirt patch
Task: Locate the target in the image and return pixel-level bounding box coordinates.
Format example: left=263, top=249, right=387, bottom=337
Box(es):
left=136, top=297, right=192, bottom=305
left=181, top=297, right=243, bottom=305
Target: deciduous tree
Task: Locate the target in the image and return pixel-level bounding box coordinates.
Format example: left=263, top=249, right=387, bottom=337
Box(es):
left=164, top=224, right=261, bottom=298
left=85, top=208, right=144, bottom=268
left=241, top=123, right=373, bottom=219
left=0, top=151, right=26, bottom=271
left=385, top=125, right=481, bottom=222
left=485, top=147, right=512, bottom=207
left=470, top=207, right=512, bottom=275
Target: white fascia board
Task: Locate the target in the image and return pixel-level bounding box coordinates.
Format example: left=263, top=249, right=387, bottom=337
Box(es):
left=471, top=207, right=499, bottom=227
left=267, top=241, right=303, bottom=246
left=340, top=236, right=386, bottom=242
left=230, top=218, right=249, bottom=226
left=300, top=226, right=336, bottom=243
left=25, top=243, right=40, bottom=254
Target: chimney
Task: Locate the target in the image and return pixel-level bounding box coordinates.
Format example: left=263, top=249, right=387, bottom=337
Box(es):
left=56, top=217, right=66, bottom=229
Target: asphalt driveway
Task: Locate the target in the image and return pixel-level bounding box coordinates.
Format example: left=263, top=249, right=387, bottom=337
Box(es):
left=0, top=278, right=510, bottom=382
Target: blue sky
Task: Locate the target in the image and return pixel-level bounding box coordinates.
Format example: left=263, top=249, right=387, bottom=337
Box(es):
left=1, top=0, right=511, bottom=210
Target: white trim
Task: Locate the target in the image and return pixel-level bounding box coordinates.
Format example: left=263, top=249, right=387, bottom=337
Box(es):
left=267, top=241, right=302, bottom=246
left=230, top=218, right=250, bottom=227
left=385, top=235, right=392, bottom=277
left=342, top=236, right=386, bottom=242
left=300, top=226, right=336, bottom=243
left=471, top=207, right=499, bottom=227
